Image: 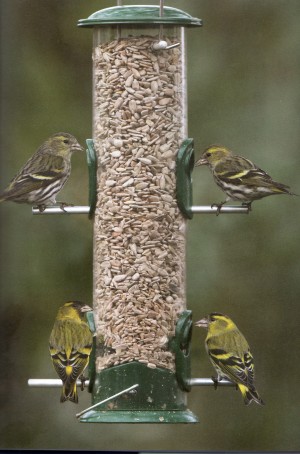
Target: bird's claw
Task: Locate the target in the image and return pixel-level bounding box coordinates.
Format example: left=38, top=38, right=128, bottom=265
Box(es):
left=211, top=376, right=220, bottom=390
left=59, top=202, right=74, bottom=212
left=242, top=202, right=252, bottom=213
left=37, top=204, right=46, bottom=213
left=211, top=203, right=225, bottom=216
left=79, top=375, right=87, bottom=391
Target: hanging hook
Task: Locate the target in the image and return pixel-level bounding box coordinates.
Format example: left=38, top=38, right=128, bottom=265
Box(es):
left=152, top=0, right=180, bottom=51
left=152, top=0, right=180, bottom=50
left=152, top=41, right=181, bottom=51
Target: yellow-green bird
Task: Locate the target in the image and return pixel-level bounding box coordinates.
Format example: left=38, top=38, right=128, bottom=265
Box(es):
left=0, top=132, right=83, bottom=211
left=195, top=145, right=296, bottom=212
left=195, top=312, right=264, bottom=406
left=49, top=301, right=93, bottom=404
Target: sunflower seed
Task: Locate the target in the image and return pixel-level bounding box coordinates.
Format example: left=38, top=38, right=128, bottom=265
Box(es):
left=93, top=35, right=186, bottom=373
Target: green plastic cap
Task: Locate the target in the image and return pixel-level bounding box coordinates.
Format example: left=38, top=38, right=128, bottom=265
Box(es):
left=78, top=5, right=202, bottom=28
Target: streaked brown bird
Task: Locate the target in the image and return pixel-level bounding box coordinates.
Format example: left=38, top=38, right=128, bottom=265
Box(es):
left=0, top=132, right=83, bottom=211
left=195, top=145, right=296, bottom=213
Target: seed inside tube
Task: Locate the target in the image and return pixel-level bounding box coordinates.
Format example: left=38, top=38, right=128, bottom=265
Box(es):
left=93, top=35, right=186, bottom=373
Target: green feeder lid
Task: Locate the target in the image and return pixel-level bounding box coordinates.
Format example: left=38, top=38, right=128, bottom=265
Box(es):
left=78, top=5, right=202, bottom=28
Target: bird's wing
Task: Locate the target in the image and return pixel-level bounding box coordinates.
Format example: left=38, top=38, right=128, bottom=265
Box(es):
left=243, top=350, right=255, bottom=388
left=215, top=156, right=269, bottom=181
left=214, top=156, right=255, bottom=178
left=207, top=330, right=254, bottom=388
left=2, top=155, right=66, bottom=198
left=238, top=167, right=292, bottom=190
left=216, top=156, right=291, bottom=190
left=50, top=346, right=91, bottom=384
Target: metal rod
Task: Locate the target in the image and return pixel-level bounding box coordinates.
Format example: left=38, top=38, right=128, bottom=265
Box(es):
left=187, top=378, right=234, bottom=386
left=159, top=0, right=164, bottom=40
left=191, top=205, right=250, bottom=214
left=29, top=377, right=234, bottom=388
left=28, top=378, right=90, bottom=387
left=116, top=0, right=123, bottom=39
left=76, top=384, right=139, bottom=418
left=159, top=0, right=164, bottom=17
left=32, top=206, right=90, bottom=215
left=32, top=205, right=248, bottom=215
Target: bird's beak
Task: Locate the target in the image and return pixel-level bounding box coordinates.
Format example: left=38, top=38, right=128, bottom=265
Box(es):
left=194, top=317, right=209, bottom=328
left=72, top=141, right=84, bottom=152
left=80, top=304, right=93, bottom=313
left=194, top=157, right=208, bottom=167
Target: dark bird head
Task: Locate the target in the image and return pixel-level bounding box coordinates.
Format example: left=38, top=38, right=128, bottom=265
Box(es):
left=57, top=301, right=93, bottom=321
left=195, top=145, right=232, bottom=168
left=45, top=133, right=84, bottom=157
left=195, top=312, right=237, bottom=334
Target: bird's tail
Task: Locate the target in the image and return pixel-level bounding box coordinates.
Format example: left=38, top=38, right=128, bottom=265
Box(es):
left=272, top=182, right=298, bottom=196
left=60, top=381, right=78, bottom=404
left=238, top=384, right=265, bottom=406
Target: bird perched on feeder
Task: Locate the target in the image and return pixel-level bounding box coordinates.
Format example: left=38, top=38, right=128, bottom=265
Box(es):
left=49, top=301, right=93, bottom=404
left=0, top=132, right=83, bottom=212
left=195, top=145, right=296, bottom=214
left=195, top=312, right=265, bottom=406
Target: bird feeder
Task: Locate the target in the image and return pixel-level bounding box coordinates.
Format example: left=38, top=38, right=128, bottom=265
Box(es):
left=27, top=2, right=251, bottom=421
left=76, top=4, right=203, bottom=423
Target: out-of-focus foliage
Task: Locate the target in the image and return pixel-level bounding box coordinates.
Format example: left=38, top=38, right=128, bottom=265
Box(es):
left=0, top=0, right=299, bottom=451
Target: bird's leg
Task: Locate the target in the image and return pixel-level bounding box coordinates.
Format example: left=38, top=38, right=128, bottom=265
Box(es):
left=211, top=201, right=226, bottom=216
left=211, top=375, right=221, bottom=390
left=79, top=374, right=87, bottom=391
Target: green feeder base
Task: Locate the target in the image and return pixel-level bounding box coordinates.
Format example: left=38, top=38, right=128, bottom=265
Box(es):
left=80, top=409, right=197, bottom=424
left=80, top=361, right=198, bottom=424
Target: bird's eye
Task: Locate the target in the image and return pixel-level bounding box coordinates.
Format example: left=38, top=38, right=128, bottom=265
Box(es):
left=63, top=139, right=69, bottom=144
left=206, top=152, right=211, bottom=157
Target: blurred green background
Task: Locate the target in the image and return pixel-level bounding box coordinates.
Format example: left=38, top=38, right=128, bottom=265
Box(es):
left=0, top=0, right=299, bottom=451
